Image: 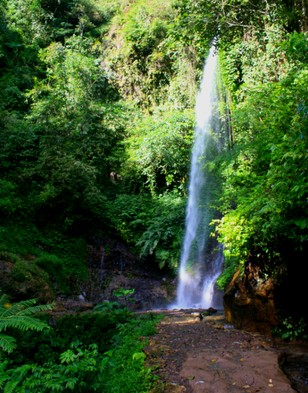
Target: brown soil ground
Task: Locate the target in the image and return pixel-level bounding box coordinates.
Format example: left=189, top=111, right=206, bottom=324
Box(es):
left=145, top=309, right=308, bottom=393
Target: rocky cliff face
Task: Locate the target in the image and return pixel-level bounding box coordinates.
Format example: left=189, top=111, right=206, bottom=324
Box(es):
left=80, top=237, right=177, bottom=310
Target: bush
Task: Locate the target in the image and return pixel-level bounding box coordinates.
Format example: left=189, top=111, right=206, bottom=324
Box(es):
left=272, top=317, right=308, bottom=341
left=1, top=310, right=163, bottom=392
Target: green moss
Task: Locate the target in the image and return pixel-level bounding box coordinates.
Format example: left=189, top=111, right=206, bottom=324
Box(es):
left=0, top=251, right=20, bottom=263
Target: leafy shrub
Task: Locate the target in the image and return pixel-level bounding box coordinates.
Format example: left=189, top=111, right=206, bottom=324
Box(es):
left=272, top=317, right=308, bottom=341
left=0, top=296, right=53, bottom=354
left=35, top=229, right=89, bottom=293
left=216, top=256, right=238, bottom=290
left=10, top=260, right=49, bottom=283
left=35, top=254, right=67, bottom=292
left=0, top=225, right=42, bottom=256
left=1, top=311, right=163, bottom=392
left=0, top=224, right=89, bottom=297
left=0, top=180, right=21, bottom=215
left=107, top=192, right=186, bottom=272
left=10, top=308, right=133, bottom=366
left=98, top=312, right=163, bottom=393
left=0, top=251, right=19, bottom=264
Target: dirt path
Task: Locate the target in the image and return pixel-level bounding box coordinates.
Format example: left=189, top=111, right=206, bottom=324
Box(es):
left=145, top=309, right=308, bottom=393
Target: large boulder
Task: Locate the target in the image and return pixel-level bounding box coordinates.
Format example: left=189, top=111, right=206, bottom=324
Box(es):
left=0, top=255, right=55, bottom=303
left=223, top=265, right=280, bottom=335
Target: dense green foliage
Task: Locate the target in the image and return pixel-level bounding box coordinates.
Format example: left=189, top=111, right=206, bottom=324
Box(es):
left=0, top=0, right=198, bottom=287
left=214, top=31, right=308, bottom=294
left=0, top=300, right=161, bottom=392
left=168, top=0, right=307, bottom=291
left=107, top=192, right=186, bottom=269
left=0, top=0, right=307, bottom=342
left=0, top=296, right=53, bottom=353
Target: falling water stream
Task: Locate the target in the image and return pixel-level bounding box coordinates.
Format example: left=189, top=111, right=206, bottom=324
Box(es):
left=172, top=46, right=224, bottom=310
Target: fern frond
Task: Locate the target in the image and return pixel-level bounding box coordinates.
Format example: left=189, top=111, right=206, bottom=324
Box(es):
left=0, top=299, right=54, bottom=319
left=0, top=297, right=54, bottom=353
left=0, top=315, right=50, bottom=332
left=14, top=303, right=54, bottom=317
left=0, top=299, right=41, bottom=317
left=0, top=299, right=38, bottom=318
left=0, top=295, right=10, bottom=307
left=3, top=364, right=31, bottom=393
left=0, top=334, right=16, bottom=353
left=0, top=361, right=10, bottom=389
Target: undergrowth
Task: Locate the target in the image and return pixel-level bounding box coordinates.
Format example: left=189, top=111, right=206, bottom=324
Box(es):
left=0, top=307, right=163, bottom=392
left=272, top=316, right=308, bottom=342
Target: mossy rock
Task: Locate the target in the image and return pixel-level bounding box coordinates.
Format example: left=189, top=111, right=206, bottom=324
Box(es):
left=0, top=256, right=55, bottom=303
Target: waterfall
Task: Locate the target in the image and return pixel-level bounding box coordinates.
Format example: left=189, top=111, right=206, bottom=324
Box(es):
left=172, top=46, right=224, bottom=310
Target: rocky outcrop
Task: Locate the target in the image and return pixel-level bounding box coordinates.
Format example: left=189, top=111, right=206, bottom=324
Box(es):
left=0, top=238, right=177, bottom=310
left=223, top=265, right=280, bottom=336
left=80, top=237, right=176, bottom=310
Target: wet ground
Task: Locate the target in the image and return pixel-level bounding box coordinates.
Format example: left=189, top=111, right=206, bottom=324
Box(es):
left=145, top=309, right=308, bottom=393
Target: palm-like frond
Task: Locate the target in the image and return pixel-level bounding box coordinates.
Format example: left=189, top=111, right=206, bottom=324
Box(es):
left=0, top=295, right=54, bottom=353
left=2, top=364, right=32, bottom=393
left=0, top=296, right=54, bottom=315
left=0, top=315, right=50, bottom=332
left=0, top=361, right=10, bottom=389
left=0, top=334, right=16, bottom=354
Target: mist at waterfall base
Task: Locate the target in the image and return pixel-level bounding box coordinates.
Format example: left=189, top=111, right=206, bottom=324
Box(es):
left=170, top=47, right=224, bottom=311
